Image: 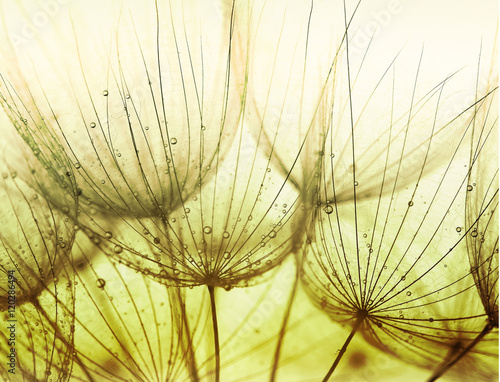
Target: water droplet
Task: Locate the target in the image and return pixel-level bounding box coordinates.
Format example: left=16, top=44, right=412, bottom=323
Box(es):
left=203, top=226, right=212, bottom=234
left=113, top=245, right=122, bottom=254
left=269, top=230, right=277, bottom=238
left=471, top=229, right=478, bottom=238
left=223, top=284, right=232, bottom=291
left=154, top=237, right=161, bottom=244
left=408, top=201, right=414, bottom=207
left=265, top=259, right=272, bottom=266
left=96, top=279, right=106, bottom=288
left=102, top=90, right=109, bottom=96
left=406, top=291, right=412, bottom=296
left=105, top=231, right=113, bottom=239
left=223, top=252, right=231, bottom=259
left=354, top=181, right=359, bottom=186
left=456, top=227, right=462, bottom=232
left=159, top=269, right=168, bottom=278
left=90, top=122, right=96, bottom=128
left=428, top=318, right=434, bottom=323
left=324, top=205, right=334, bottom=214
left=467, top=185, right=473, bottom=191
left=173, top=269, right=180, bottom=275
left=223, top=231, right=230, bottom=238
left=170, top=138, right=177, bottom=145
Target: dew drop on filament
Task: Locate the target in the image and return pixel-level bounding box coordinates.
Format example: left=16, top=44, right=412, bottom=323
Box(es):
left=324, top=205, right=334, bottom=214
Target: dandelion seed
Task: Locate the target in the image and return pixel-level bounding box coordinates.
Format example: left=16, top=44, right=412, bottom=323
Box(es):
left=299, top=3, right=499, bottom=379
left=428, top=61, right=499, bottom=381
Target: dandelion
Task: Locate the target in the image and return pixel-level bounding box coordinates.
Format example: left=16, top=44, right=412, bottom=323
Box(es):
left=298, top=2, right=499, bottom=380
left=301, top=84, right=498, bottom=381
left=428, top=51, right=499, bottom=381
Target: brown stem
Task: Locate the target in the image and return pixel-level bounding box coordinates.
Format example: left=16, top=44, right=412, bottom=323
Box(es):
left=322, top=311, right=366, bottom=382
left=208, top=285, right=220, bottom=382
left=270, top=262, right=299, bottom=382
left=427, top=323, right=492, bottom=382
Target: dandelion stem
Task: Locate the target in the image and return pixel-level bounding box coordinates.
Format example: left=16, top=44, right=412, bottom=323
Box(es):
left=427, top=322, right=493, bottom=382
left=207, top=285, right=220, bottom=382
left=270, top=262, right=299, bottom=382
left=322, top=311, right=366, bottom=382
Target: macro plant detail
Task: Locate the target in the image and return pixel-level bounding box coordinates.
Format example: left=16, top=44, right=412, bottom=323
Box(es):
left=0, top=0, right=246, bottom=221
left=0, top=0, right=498, bottom=381
left=0, top=159, right=76, bottom=379
left=300, top=53, right=499, bottom=382
left=427, top=61, right=500, bottom=382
